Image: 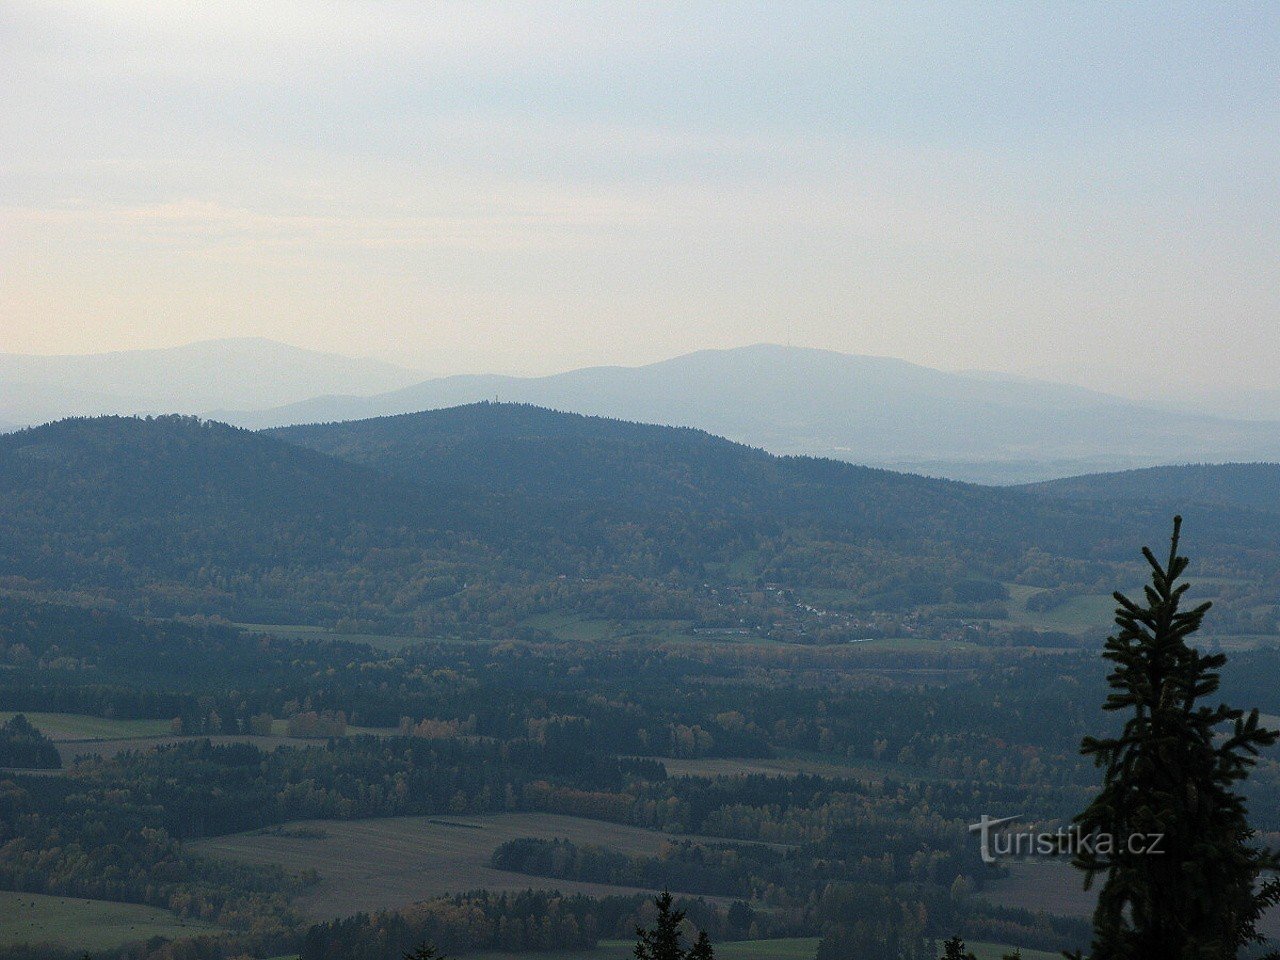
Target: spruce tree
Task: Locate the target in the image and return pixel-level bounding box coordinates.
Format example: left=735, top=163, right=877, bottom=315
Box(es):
left=634, top=891, right=689, bottom=960
left=1072, top=516, right=1280, bottom=958
left=940, top=936, right=976, bottom=960
left=687, top=930, right=715, bottom=960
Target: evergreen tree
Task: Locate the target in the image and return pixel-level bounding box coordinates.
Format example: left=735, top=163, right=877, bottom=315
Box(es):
left=688, top=930, right=715, bottom=960
left=404, top=945, right=443, bottom=960
left=940, top=936, right=975, bottom=960
left=1071, top=517, right=1280, bottom=958
left=634, top=891, right=688, bottom=960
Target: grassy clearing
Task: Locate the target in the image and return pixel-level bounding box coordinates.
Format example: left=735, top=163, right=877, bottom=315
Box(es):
left=847, top=636, right=981, bottom=652
left=46, top=725, right=397, bottom=766
left=982, top=858, right=1280, bottom=942
left=1002, top=585, right=1116, bottom=635
left=967, top=943, right=1060, bottom=960
left=523, top=615, right=792, bottom=649
left=653, top=754, right=891, bottom=781
left=979, top=858, right=1094, bottom=919
left=235, top=622, right=428, bottom=651
left=468, top=938, right=819, bottom=960
left=523, top=614, right=633, bottom=643
left=1209, top=634, right=1280, bottom=651
left=0, top=711, right=171, bottom=741
left=0, top=890, right=215, bottom=950
left=191, top=812, right=735, bottom=921
left=445, top=936, right=1054, bottom=960
left=53, top=732, right=326, bottom=765
left=260, top=942, right=818, bottom=960
left=706, top=939, right=819, bottom=960
left=262, top=718, right=396, bottom=737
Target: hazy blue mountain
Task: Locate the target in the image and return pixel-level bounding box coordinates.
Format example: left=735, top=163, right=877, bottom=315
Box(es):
left=1177, top=387, right=1280, bottom=423
left=0, top=338, right=421, bottom=426
left=226, top=344, right=1280, bottom=482
left=1025, top=463, right=1280, bottom=515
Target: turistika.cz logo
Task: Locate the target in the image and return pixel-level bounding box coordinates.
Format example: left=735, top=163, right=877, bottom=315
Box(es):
left=967, top=814, right=1166, bottom=865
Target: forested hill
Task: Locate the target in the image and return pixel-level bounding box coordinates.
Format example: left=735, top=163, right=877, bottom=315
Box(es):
left=0, top=416, right=522, bottom=622
left=270, top=402, right=1041, bottom=528
left=2, top=410, right=1276, bottom=631
left=266, top=404, right=1271, bottom=552
left=1024, top=462, right=1280, bottom=515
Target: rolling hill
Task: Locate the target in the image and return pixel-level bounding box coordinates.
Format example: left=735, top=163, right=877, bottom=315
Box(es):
left=222, top=345, right=1280, bottom=482
left=2, top=407, right=1275, bottom=632
left=1025, top=463, right=1280, bottom=515
left=0, top=415, right=508, bottom=623
left=266, top=402, right=1280, bottom=581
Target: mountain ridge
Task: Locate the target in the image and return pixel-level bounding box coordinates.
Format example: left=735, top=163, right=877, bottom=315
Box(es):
left=7, top=339, right=1280, bottom=483
left=225, top=344, right=1280, bottom=482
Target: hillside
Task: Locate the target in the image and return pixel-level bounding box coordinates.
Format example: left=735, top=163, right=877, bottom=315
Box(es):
left=1025, top=463, right=1280, bottom=515
left=268, top=404, right=1280, bottom=587
left=0, top=416, right=506, bottom=623
left=3, top=409, right=1276, bottom=634
left=267, top=403, right=1151, bottom=557
left=224, top=344, right=1280, bottom=481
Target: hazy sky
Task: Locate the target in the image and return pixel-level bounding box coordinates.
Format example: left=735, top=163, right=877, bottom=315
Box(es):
left=2, top=2, right=1277, bottom=394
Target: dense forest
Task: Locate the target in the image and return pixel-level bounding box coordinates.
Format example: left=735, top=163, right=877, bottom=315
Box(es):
left=0, top=714, right=60, bottom=769
left=1, top=410, right=1277, bottom=633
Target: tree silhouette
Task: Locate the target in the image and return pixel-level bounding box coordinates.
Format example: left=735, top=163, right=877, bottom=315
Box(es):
left=687, top=930, right=715, bottom=960
left=634, top=891, right=693, bottom=960
left=940, top=936, right=976, bottom=960
left=1071, top=516, right=1280, bottom=958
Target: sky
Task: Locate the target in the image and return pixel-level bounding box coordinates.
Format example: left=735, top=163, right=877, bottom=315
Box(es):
left=1, top=2, right=1277, bottom=395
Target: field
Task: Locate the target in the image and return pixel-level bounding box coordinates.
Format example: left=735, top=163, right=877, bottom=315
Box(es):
left=235, top=622, right=431, bottom=651
left=468, top=938, right=820, bottom=960
left=981, top=857, right=1280, bottom=940
left=522, top=615, right=797, bottom=649
left=965, top=944, right=1059, bottom=960
left=0, top=710, right=171, bottom=741
left=50, top=732, right=330, bottom=765
left=0, top=890, right=215, bottom=950
left=653, top=753, right=907, bottom=782
left=448, top=936, right=1054, bottom=960
left=1002, top=585, right=1119, bottom=635
left=979, top=858, right=1094, bottom=919
left=264, top=937, right=1055, bottom=960
left=191, top=812, right=746, bottom=920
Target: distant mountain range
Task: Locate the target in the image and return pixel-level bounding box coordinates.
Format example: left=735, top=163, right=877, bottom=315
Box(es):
left=229, top=343, right=1280, bottom=482
left=3, top=339, right=1278, bottom=482
left=0, top=338, right=421, bottom=426
left=1177, top=386, right=1280, bottom=423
